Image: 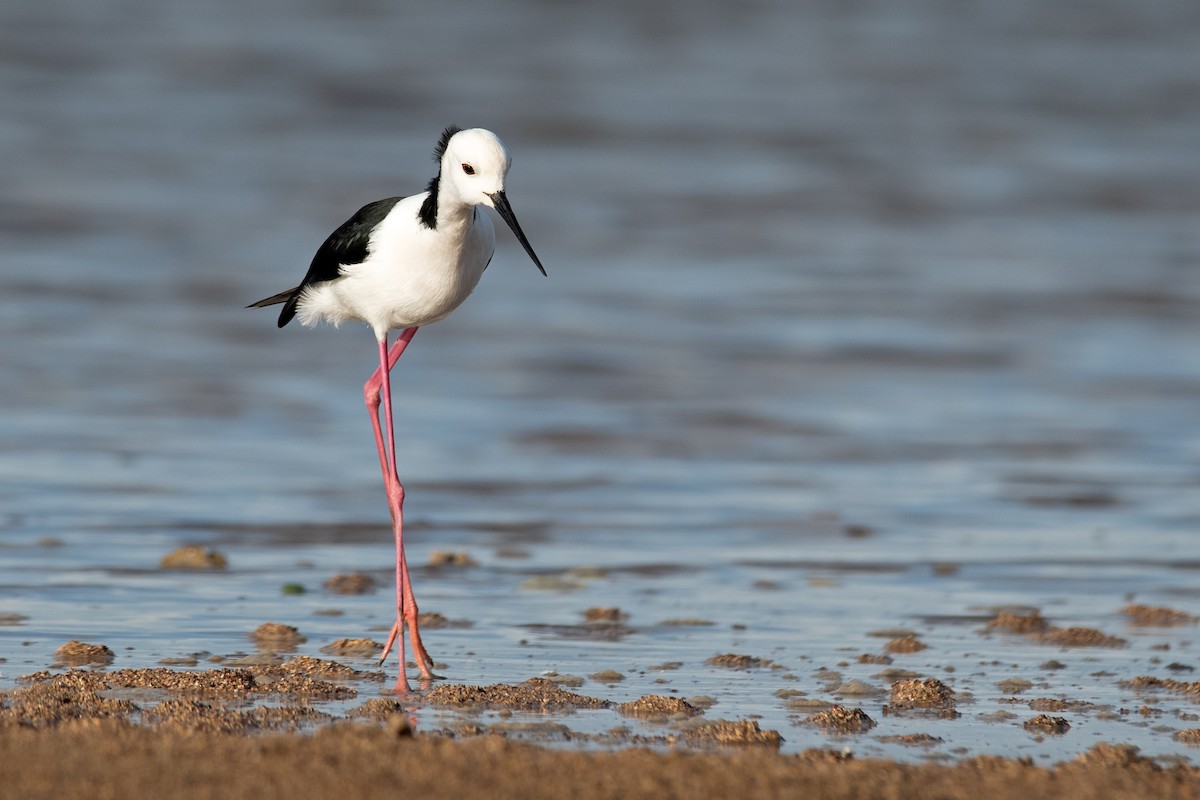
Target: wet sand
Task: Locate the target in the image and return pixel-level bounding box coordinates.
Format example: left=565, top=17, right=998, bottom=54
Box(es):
left=4, top=720, right=1199, bottom=799
left=8, top=578, right=1200, bottom=772
left=7, top=620, right=1200, bottom=799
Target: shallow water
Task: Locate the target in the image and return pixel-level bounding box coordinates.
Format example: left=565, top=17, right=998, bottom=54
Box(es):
left=2, top=0, right=1200, bottom=764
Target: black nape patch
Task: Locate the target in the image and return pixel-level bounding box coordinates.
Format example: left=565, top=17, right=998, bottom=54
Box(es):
left=418, top=126, right=463, bottom=231
left=418, top=175, right=440, bottom=230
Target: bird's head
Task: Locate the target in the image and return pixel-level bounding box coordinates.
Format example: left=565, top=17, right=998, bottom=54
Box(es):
left=438, top=127, right=546, bottom=276
left=440, top=127, right=513, bottom=202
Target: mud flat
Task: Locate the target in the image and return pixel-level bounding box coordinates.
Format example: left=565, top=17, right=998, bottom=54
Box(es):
left=2, top=722, right=1199, bottom=800
left=4, top=654, right=1200, bottom=799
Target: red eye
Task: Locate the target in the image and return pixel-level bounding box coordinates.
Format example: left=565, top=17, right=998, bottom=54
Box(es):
left=461, top=163, right=475, bottom=175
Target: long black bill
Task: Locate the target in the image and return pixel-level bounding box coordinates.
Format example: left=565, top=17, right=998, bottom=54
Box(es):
left=490, top=191, right=547, bottom=276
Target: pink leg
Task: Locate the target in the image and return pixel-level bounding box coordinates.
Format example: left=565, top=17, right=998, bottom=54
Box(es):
left=362, top=327, right=434, bottom=692
left=366, top=329, right=425, bottom=646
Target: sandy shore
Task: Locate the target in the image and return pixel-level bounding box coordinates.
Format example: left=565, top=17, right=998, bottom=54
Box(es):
left=4, top=658, right=1200, bottom=800
left=6, top=607, right=1200, bottom=799
left=3, top=722, right=1199, bottom=800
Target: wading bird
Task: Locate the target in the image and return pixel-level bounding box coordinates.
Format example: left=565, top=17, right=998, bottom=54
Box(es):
left=248, top=126, right=546, bottom=691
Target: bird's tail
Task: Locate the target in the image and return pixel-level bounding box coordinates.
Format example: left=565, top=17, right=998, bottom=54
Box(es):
left=246, top=287, right=302, bottom=328
left=246, top=288, right=297, bottom=308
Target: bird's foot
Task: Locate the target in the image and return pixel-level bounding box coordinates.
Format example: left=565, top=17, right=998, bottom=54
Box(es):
left=380, top=619, right=441, bottom=688
left=405, top=615, right=438, bottom=679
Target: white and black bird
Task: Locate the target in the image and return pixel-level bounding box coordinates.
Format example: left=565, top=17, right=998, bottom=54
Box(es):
left=249, top=126, right=546, bottom=692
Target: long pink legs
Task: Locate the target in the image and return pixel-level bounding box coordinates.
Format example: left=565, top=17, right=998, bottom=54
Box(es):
left=363, top=326, right=434, bottom=692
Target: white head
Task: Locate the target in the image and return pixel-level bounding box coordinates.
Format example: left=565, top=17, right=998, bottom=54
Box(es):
left=439, top=127, right=513, bottom=204
left=429, top=126, right=546, bottom=276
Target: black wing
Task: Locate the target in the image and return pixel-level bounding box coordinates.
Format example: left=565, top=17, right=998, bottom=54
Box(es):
left=247, top=196, right=403, bottom=328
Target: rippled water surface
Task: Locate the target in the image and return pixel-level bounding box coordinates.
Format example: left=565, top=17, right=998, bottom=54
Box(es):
left=2, top=0, right=1200, bottom=763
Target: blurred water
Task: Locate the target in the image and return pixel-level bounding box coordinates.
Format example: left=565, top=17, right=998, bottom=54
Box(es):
left=2, top=0, right=1200, bottom=762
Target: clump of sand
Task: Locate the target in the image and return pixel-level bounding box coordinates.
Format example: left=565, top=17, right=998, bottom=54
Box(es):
left=53, top=641, right=115, bottom=667
left=160, top=545, right=228, bottom=570
left=984, top=609, right=1126, bottom=647
left=323, top=573, right=376, bottom=594
left=1120, top=604, right=1197, bottom=627
left=805, top=705, right=876, bottom=734
left=429, top=550, right=476, bottom=567
left=884, top=635, right=927, bottom=654
left=617, top=695, right=700, bottom=719
left=320, top=638, right=385, bottom=657
left=251, top=622, right=307, bottom=649
left=1030, top=627, right=1126, bottom=648
left=681, top=719, right=782, bottom=748
left=583, top=607, right=628, bottom=622
left=985, top=609, right=1050, bottom=633
left=706, top=653, right=777, bottom=670
left=423, top=678, right=609, bottom=711
left=1024, top=715, right=1070, bottom=735
left=885, top=678, right=959, bottom=719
